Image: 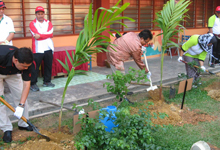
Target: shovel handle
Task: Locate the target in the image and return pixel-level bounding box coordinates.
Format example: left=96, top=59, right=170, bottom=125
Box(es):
left=143, top=53, right=153, bottom=86
left=180, top=60, right=215, bottom=75
left=130, top=82, right=169, bottom=88
left=0, top=97, right=50, bottom=141
left=0, top=97, right=27, bottom=123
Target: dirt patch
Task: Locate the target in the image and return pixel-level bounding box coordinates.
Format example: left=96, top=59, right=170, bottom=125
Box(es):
left=204, top=81, right=220, bottom=101
left=5, top=126, right=76, bottom=150
left=129, top=89, right=216, bottom=126
left=208, top=142, right=220, bottom=150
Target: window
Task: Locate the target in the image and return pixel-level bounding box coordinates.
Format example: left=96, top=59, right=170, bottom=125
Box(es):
left=153, top=0, right=165, bottom=30
left=50, top=0, right=72, bottom=35
left=206, top=0, right=214, bottom=27
left=185, top=0, right=195, bottom=28
left=140, top=0, right=153, bottom=30
left=110, top=0, right=157, bottom=32
left=4, top=0, right=91, bottom=37
left=123, top=0, right=138, bottom=31
left=196, top=0, right=205, bottom=28
left=3, top=0, right=217, bottom=38
left=110, top=0, right=123, bottom=31
left=4, top=0, right=25, bottom=38
left=74, top=0, right=91, bottom=33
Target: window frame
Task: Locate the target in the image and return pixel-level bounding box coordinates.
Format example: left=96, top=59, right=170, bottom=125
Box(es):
left=3, top=0, right=217, bottom=39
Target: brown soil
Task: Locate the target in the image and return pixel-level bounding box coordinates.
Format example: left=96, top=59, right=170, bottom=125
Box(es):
left=203, top=72, right=220, bottom=102
left=204, top=83, right=220, bottom=101
left=3, top=126, right=76, bottom=150
left=1, top=79, right=220, bottom=149
left=130, top=89, right=216, bottom=126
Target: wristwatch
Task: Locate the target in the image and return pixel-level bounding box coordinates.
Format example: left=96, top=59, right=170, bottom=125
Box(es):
left=18, top=103, right=25, bottom=108
left=4, top=40, right=9, bottom=45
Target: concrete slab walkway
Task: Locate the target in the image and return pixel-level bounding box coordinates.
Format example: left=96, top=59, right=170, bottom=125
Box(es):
left=3, top=55, right=220, bottom=122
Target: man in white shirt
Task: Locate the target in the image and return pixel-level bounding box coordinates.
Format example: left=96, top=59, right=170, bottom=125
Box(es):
left=0, top=1, right=15, bottom=45
left=29, top=6, right=55, bottom=92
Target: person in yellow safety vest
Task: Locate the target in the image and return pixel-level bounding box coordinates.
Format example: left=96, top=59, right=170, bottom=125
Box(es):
left=177, top=33, right=217, bottom=84
left=208, top=6, right=220, bottom=68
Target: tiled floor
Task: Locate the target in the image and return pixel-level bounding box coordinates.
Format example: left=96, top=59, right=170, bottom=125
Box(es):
left=37, top=72, right=107, bottom=91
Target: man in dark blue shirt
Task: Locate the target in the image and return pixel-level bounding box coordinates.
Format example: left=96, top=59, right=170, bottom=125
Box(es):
left=0, top=45, right=33, bottom=143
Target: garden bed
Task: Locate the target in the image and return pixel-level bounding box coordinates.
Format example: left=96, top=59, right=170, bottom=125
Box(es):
left=1, top=74, right=220, bottom=149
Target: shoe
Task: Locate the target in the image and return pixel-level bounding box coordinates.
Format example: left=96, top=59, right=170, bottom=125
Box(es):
left=3, top=131, right=12, bottom=143
left=30, top=84, right=40, bottom=92
left=209, top=63, right=215, bottom=68
left=43, top=82, right=55, bottom=87
left=127, top=92, right=134, bottom=95
left=18, top=125, right=33, bottom=131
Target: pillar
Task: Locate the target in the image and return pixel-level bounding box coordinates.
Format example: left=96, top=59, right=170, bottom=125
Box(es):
left=94, top=0, right=110, bottom=67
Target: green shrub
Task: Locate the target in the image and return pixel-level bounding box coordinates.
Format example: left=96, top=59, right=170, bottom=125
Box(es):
left=103, top=67, right=148, bottom=100
left=74, top=101, right=166, bottom=150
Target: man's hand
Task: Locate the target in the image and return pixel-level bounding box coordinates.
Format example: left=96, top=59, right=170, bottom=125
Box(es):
left=14, top=106, right=24, bottom=119
left=177, top=56, right=183, bottom=62
left=147, top=71, right=151, bottom=79
left=201, top=66, right=206, bottom=72
left=34, top=34, right=40, bottom=39
left=141, top=46, right=146, bottom=52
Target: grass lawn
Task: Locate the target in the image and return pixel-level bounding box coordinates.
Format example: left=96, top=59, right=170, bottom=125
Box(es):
left=153, top=76, right=220, bottom=149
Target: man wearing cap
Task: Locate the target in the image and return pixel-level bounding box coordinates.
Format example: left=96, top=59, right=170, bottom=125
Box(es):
left=208, top=6, right=220, bottom=67
left=0, top=1, right=15, bottom=45
left=29, top=6, right=55, bottom=92
left=0, top=45, right=34, bottom=143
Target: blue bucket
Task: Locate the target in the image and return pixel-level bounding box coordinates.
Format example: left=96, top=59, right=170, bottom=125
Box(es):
left=99, top=106, right=117, bottom=132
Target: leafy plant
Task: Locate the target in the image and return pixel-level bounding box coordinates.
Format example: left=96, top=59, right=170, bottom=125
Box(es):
left=187, top=60, right=204, bottom=73
left=88, top=98, right=102, bottom=110
left=57, top=0, right=135, bottom=129
left=103, top=67, right=149, bottom=100
left=74, top=100, right=166, bottom=149
left=153, top=0, right=190, bottom=99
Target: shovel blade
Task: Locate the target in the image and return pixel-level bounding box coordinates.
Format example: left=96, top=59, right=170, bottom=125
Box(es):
left=27, top=120, right=50, bottom=141
left=147, top=85, right=158, bottom=91
left=208, top=71, right=215, bottom=75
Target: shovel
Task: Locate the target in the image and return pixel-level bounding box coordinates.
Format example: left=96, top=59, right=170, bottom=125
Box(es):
left=0, top=97, right=50, bottom=141
left=130, top=82, right=169, bottom=88
left=143, top=52, right=158, bottom=91
left=180, top=60, right=215, bottom=75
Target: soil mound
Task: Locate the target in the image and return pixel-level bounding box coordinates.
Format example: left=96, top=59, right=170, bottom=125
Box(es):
left=6, top=126, right=76, bottom=150
left=130, top=89, right=216, bottom=126
left=204, top=81, right=220, bottom=101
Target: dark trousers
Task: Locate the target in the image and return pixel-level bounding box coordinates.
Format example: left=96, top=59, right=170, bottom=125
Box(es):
left=211, top=36, right=220, bottom=64
left=183, top=55, right=200, bottom=81
left=31, top=50, right=53, bottom=85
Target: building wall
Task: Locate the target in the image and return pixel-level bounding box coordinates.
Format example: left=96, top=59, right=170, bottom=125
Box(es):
left=10, top=0, right=217, bottom=68
left=13, top=27, right=208, bottom=67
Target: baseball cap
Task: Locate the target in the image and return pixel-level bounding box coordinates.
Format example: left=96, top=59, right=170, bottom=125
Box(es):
left=35, top=6, right=45, bottom=13
left=0, top=1, right=6, bottom=8
left=216, top=6, right=220, bottom=13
